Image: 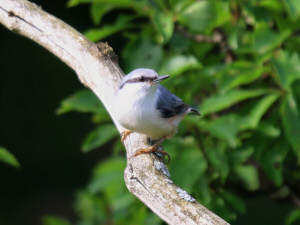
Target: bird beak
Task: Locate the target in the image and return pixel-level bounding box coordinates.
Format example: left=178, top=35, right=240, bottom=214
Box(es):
left=153, top=75, right=170, bottom=84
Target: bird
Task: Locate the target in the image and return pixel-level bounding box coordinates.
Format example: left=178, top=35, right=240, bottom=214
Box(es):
left=113, top=68, right=200, bottom=159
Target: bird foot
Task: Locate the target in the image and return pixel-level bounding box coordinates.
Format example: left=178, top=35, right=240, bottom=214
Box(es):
left=121, top=130, right=132, bottom=143
left=133, top=145, right=170, bottom=163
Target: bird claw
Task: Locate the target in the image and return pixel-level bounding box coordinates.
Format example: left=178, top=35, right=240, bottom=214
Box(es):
left=121, top=130, right=132, bottom=143
left=132, top=145, right=170, bottom=163
left=154, top=149, right=171, bottom=164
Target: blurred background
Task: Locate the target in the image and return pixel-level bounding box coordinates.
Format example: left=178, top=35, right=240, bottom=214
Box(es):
left=1, top=0, right=300, bottom=225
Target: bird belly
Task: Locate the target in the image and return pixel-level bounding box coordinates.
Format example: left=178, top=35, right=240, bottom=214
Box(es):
left=116, top=98, right=176, bottom=140
left=136, top=116, right=177, bottom=140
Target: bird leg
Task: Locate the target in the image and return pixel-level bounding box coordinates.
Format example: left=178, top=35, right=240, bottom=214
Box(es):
left=121, top=129, right=132, bottom=143
left=133, top=138, right=170, bottom=163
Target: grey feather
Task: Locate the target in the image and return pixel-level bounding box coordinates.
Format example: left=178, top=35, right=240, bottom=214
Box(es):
left=156, top=85, right=191, bottom=118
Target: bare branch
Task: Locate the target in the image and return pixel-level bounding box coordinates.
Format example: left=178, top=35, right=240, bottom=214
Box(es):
left=0, top=1, right=229, bottom=224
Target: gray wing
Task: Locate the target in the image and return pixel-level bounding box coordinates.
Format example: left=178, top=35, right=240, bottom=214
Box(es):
left=156, top=85, right=190, bottom=118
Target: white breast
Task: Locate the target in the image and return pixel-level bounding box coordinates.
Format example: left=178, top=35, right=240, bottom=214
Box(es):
left=114, top=84, right=177, bottom=140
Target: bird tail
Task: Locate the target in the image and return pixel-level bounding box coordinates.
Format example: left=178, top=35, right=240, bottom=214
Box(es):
left=189, top=107, right=201, bottom=116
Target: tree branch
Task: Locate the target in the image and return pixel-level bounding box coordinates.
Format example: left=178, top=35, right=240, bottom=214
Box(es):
left=0, top=0, right=229, bottom=224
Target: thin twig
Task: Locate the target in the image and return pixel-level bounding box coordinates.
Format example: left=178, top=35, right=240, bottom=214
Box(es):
left=176, top=25, right=235, bottom=63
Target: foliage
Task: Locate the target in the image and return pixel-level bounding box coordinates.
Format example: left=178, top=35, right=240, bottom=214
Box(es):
left=42, top=215, right=72, bottom=225
left=53, top=0, right=300, bottom=224
left=0, top=147, right=20, bottom=168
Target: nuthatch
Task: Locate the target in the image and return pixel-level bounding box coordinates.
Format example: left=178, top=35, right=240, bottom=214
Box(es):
left=114, top=68, right=200, bottom=158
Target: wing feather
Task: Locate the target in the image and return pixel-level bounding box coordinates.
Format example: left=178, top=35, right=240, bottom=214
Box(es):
left=156, top=86, right=190, bottom=118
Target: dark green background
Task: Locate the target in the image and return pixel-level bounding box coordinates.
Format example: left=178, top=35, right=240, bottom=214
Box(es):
left=0, top=1, right=100, bottom=224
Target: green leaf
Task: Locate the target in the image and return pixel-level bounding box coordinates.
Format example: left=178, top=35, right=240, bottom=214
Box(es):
left=90, top=3, right=114, bottom=25
left=272, top=50, right=300, bottom=92
left=283, top=0, right=300, bottom=21
left=57, top=90, right=102, bottom=114
left=152, top=11, right=174, bottom=43
left=91, top=158, right=125, bottom=194
left=206, top=146, right=229, bottom=182
left=258, top=0, right=284, bottom=12
left=91, top=110, right=111, bottom=124
left=257, top=121, right=281, bottom=137
left=169, top=138, right=207, bottom=192
left=275, top=10, right=300, bottom=38
left=158, top=55, right=202, bottom=76
left=241, top=92, right=280, bottom=130
left=74, top=191, right=106, bottom=222
left=84, top=15, right=134, bottom=42
left=89, top=157, right=126, bottom=193
left=42, top=215, right=71, bottom=225
left=234, top=165, right=259, bottom=191
left=110, top=191, right=135, bottom=212
left=179, top=1, right=231, bottom=33
left=0, top=147, right=20, bottom=168
left=201, top=114, right=240, bottom=148
left=285, top=208, right=300, bottom=225
left=89, top=158, right=134, bottom=212
left=228, top=146, right=254, bottom=165
left=93, top=157, right=126, bottom=177
left=196, top=176, right=211, bottom=205
left=88, top=171, right=122, bottom=194
left=82, top=124, right=119, bottom=152
left=201, top=89, right=268, bottom=116
left=220, top=61, right=266, bottom=93
left=261, top=140, right=289, bottom=186
left=282, top=94, right=300, bottom=161
left=67, top=0, right=92, bottom=7
left=168, top=0, right=194, bottom=12
left=122, top=37, right=163, bottom=71
left=200, top=63, right=225, bottom=78
left=254, top=23, right=289, bottom=54
left=68, top=0, right=133, bottom=7
left=222, top=191, right=246, bottom=214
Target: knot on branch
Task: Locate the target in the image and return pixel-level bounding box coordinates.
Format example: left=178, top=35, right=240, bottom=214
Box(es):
left=96, top=42, right=118, bottom=63
left=8, top=10, right=17, bottom=17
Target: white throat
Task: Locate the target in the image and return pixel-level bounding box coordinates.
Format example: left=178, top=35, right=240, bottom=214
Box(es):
left=114, top=83, right=159, bottom=133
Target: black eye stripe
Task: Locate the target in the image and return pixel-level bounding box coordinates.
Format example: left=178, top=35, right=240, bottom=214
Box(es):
left=119, top=76, right=156, bottom=89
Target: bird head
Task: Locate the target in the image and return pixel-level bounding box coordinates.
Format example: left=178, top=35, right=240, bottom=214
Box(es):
left=119, top=68, right=169, bottom=94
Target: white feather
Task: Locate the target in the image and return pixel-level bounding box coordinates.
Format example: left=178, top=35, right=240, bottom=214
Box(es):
left=114, top=82, right=178, bottom=140
left=113, top=68, right=191, bottom=140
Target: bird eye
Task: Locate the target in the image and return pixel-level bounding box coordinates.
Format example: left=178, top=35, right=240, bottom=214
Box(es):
left=139, top=76, right=145, bottom=82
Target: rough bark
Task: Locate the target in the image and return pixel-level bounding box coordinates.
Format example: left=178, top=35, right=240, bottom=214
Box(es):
left=0, top=1, right=229, bottom=224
